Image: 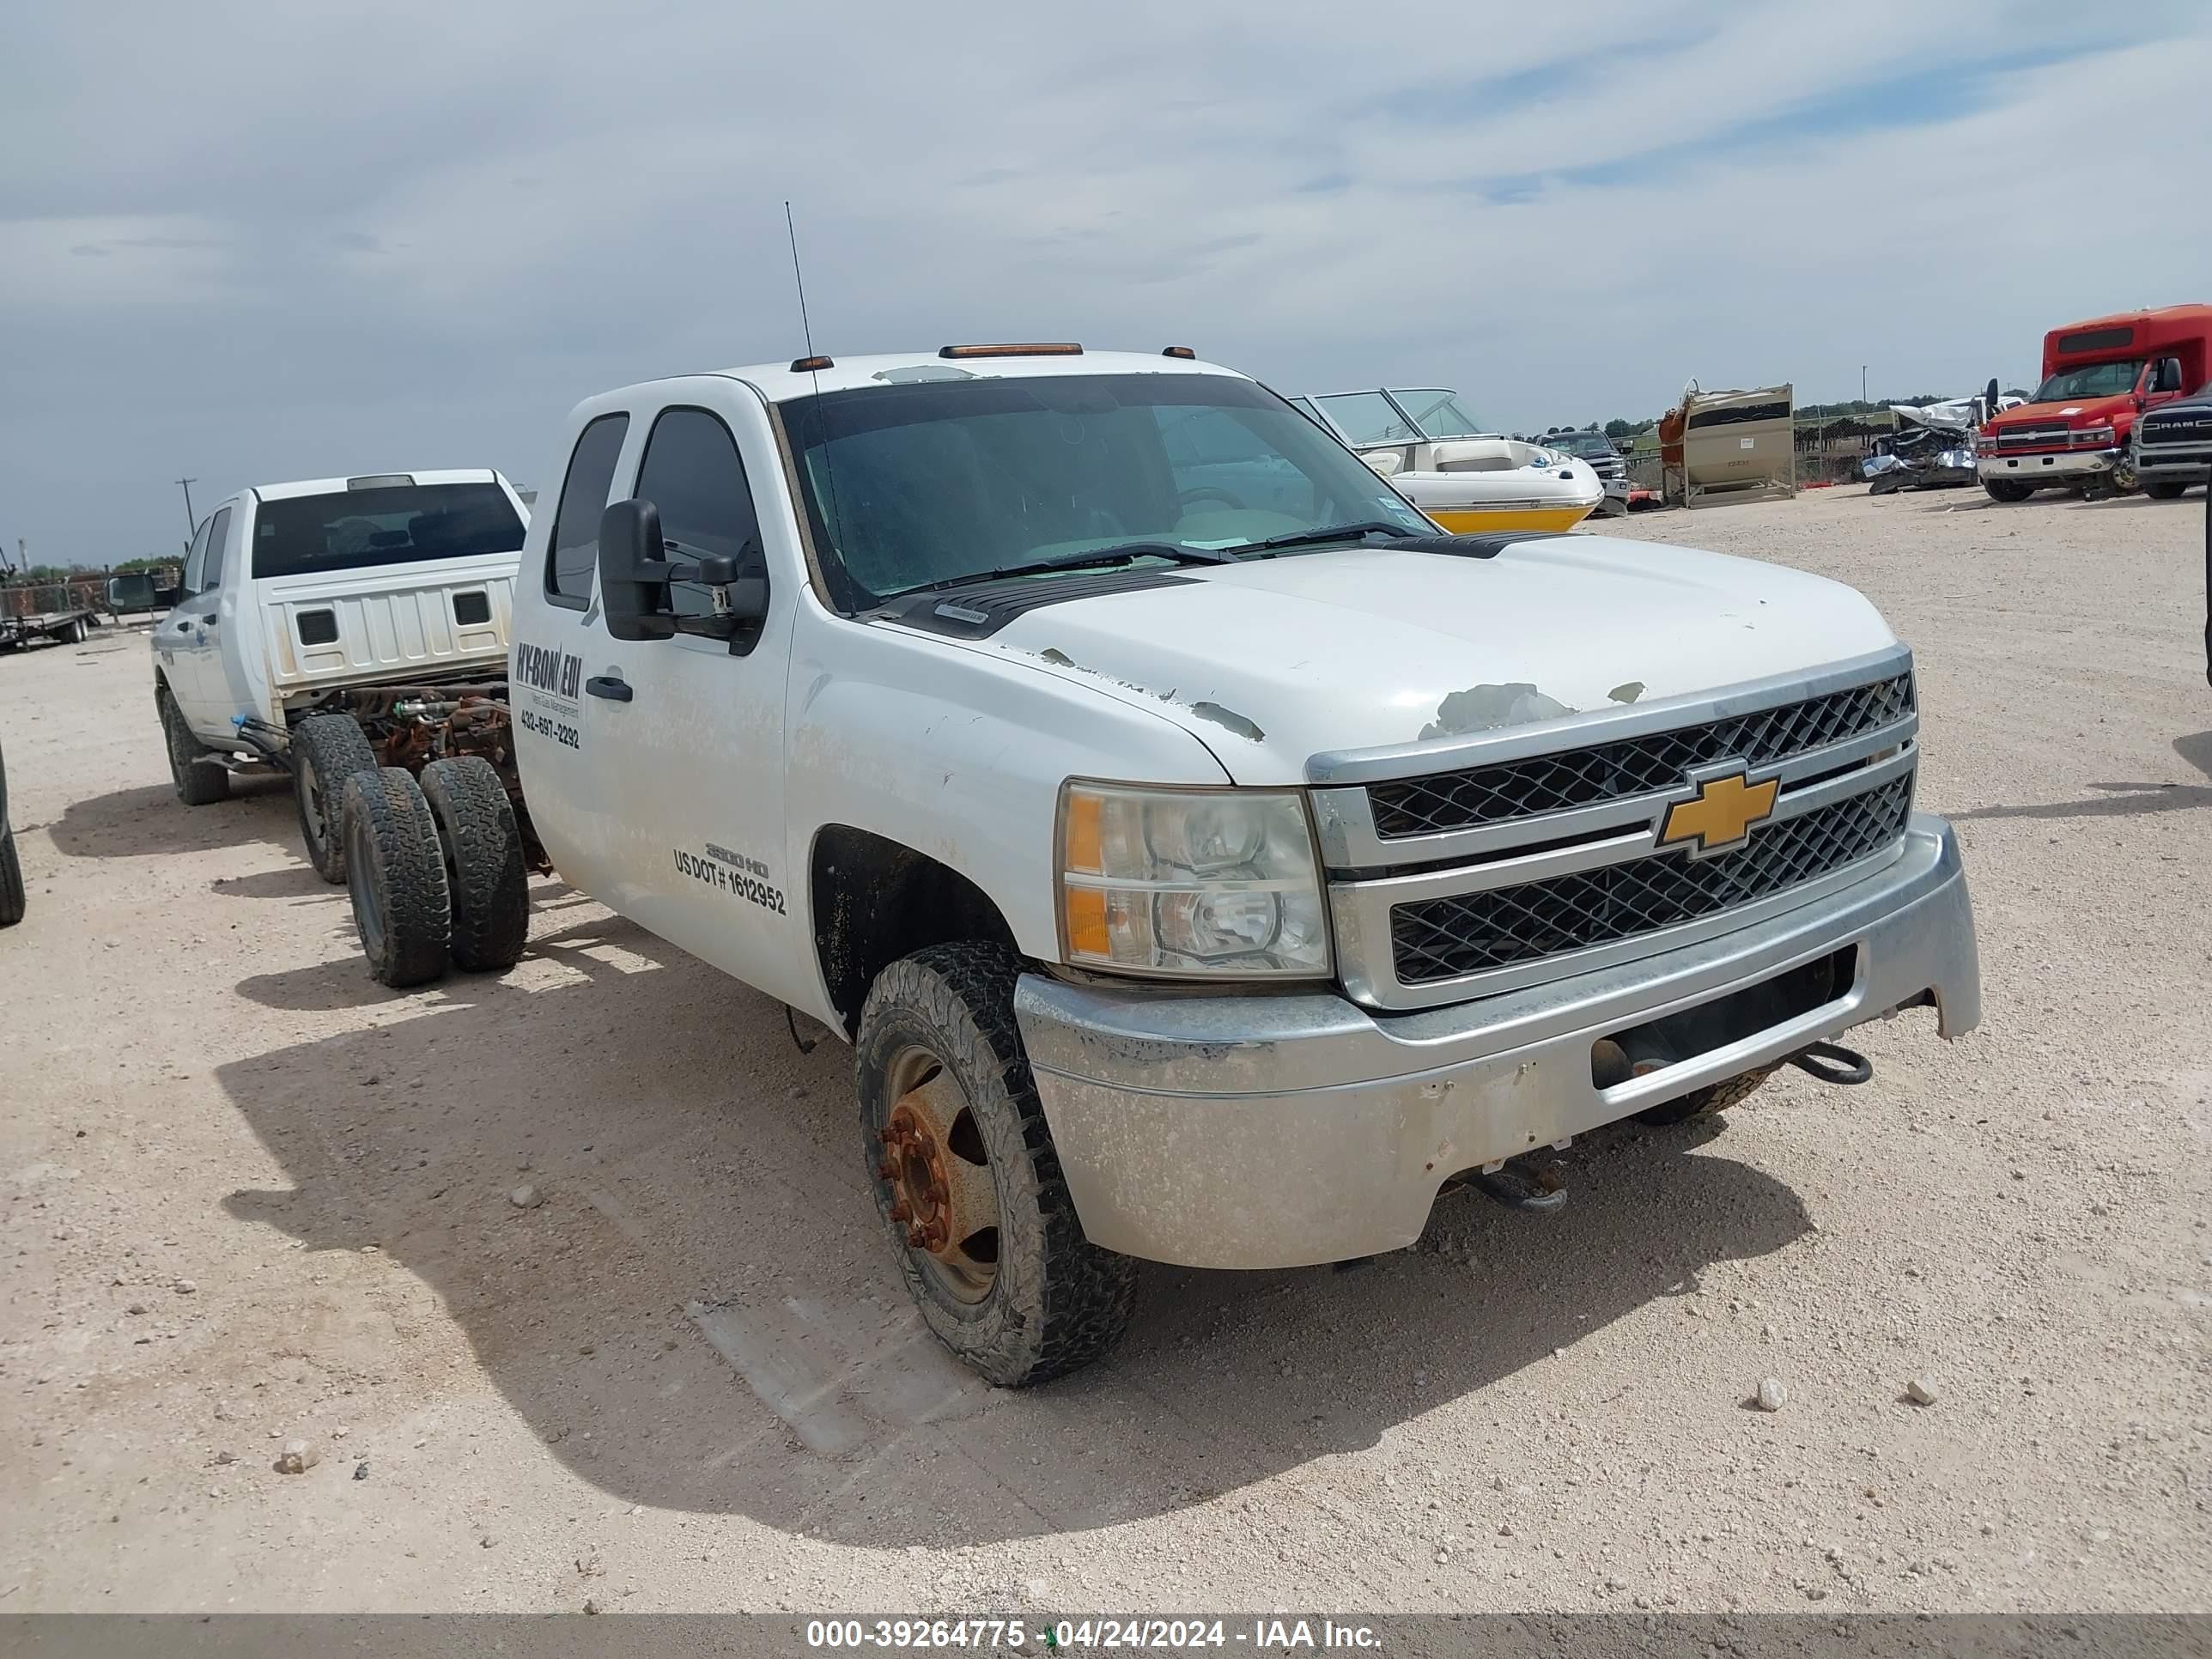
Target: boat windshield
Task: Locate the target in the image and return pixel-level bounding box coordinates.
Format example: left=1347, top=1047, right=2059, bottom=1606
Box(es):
left=1314, top=392, right=1422, bottom=446
left=1389, top=389, right=1490, bottom=440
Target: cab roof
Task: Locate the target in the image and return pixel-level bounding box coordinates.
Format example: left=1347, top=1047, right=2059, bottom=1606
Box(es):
left=713, top=349, right=1247, bottom=404
left=249, top=468, right=508, bottom=503
left=2047, top=302, right=2212, bottom=335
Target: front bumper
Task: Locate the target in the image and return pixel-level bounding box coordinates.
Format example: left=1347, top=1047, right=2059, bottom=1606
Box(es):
left=2132, top=443, right=2212, bottom=484
left=1978, top=446, right=2120, bottom=482
left=1015, top=814, right=1978, bottom=1269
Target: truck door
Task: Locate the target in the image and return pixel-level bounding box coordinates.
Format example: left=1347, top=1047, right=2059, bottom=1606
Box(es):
left=154, top=515, right=212, bottom=721
left=593, top=389, right=798, bottom=1002
left=509, top=407, right=635, bottom=901
left=167, top=503, right=234, bottom=739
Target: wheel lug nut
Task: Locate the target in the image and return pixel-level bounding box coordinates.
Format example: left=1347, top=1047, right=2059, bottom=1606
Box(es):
left=888, top=1200, right=910, bottom=1223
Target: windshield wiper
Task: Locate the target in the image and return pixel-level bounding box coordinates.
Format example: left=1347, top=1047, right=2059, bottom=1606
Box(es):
left=1241, top=520, right=1419, bottom=554
left=892, top=542, right=1234, bottom=599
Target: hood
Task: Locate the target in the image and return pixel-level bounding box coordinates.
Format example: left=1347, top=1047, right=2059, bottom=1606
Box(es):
left=949, top=537, right=1897, bottom=785
left=2140, top=388, right=2212, bottom=423
left=1987, top=393, right=2134, bottom=428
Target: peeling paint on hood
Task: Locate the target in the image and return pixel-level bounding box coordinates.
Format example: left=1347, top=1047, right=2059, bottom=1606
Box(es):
left=1420, top=684, right=1575, bottom=740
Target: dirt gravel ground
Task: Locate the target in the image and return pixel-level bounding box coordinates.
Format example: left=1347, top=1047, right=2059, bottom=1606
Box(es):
left=2, top=486, right=2207, bottom=1617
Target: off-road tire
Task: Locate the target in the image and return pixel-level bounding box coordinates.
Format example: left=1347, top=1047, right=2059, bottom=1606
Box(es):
left=159, top=684, right=227, bottom=806
left=418, top=757, right=528, bottom=973
left=2144, top=481, right=2188, bottom=501
left=855, top=941, right=1138, bottom=1387
left=1635, top=1063, right=1778, bottom=1126
left=292, top=714, right=379, bottom=884
left=341, top=769, right=451, bottom=988
left=1980, top=478, right=2034, bottom=504
left=0, top=828, right=24, bottom=927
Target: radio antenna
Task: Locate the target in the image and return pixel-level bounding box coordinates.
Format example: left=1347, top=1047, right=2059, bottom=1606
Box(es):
left=785, top=202, right=819, bottom=366
left=785, top=200, right=846, bottom=602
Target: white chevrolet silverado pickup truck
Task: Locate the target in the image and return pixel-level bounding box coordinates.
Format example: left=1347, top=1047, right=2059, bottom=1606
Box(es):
left=332, top=344, right=1981, bottom=1386
left=150, top=470, right=530, bottom=881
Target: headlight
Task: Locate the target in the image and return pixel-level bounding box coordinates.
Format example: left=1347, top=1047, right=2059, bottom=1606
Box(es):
left=1057, top=782, right=1331, bottom=979
left=2076, top=423, right=2115, bottom=447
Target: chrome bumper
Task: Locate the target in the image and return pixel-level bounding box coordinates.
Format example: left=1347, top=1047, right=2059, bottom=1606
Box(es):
left=1978, top=447, right=2119, bottom=481
left=1015, top=814, right=1978, bottom=1270
left=2132, top=444, right=2212, bottom=483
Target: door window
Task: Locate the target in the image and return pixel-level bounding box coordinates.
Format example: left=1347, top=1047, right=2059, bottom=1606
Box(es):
left=547, top=413, right=631, bottom=605
left=182, top=516, right=212, bottom=595
left=202, top=507, right=234, bottom=589
left=633, top=407, right=763, bottom=620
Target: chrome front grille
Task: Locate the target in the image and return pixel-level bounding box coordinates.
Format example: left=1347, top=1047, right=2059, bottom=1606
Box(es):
left=1367, top=673, right=1913, bottom=839
left=1995, top=422, right=2071, bottom=448
left=1389, top=775, right=1912, bottom=983
left=1310, top=647, right=1922, bottom=1011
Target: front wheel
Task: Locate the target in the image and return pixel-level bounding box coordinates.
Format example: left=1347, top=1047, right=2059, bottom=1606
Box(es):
left=1981, top=478, right=2034, bottom=503
left=855, top=942, right=1137, bottom=1387
left=159, top=684, right=227, bottom=806
left=2143, top=480, right=2188, bottom=501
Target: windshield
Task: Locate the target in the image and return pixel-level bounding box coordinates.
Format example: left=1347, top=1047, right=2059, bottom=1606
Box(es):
left=781, top=373, right=1435, bottom=608
left=1547, top=431, right=1615, bottom=458
left=1389, top=390, right=1489, bottom=440
left=2031, top=360, right=2143, bottom=403
left=251, top=483, right=524, bottom=580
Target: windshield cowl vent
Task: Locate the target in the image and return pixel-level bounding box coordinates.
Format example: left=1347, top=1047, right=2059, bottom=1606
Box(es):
left=875, top=568, right=1198, bottom=639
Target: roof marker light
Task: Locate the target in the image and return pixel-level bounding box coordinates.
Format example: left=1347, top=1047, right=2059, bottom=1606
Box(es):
left=790, top=355, right=834, bottom=372
left=345, top=474, right=415, bottom=490
left=1161, top=346, right=1197, bottom=360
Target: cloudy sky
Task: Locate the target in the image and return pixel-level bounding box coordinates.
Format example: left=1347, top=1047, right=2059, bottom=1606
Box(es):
left=4, top=1, right=2209, bottom=566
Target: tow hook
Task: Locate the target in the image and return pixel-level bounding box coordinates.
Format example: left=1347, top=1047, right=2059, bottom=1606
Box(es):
left=1786, top=1041, right=1873, bottom=1085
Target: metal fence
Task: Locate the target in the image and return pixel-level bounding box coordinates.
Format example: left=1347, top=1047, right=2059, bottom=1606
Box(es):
left=1, top=568, right=174, bottom=623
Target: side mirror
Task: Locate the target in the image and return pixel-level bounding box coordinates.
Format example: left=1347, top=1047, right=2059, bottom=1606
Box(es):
left=596, top=499, right=677, bottom=641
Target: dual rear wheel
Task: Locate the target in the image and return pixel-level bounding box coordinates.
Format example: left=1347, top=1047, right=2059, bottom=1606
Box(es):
left=341, top=757, right=528, bottom=988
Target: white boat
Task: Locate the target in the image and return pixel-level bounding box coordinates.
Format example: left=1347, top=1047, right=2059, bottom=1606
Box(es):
left=1292, top=387, right=1604, bottom=533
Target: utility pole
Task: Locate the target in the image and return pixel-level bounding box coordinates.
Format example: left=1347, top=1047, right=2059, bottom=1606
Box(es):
left=177, top=477, right=198, bottom=533
left=1861, top=365, right=1867, bottom=404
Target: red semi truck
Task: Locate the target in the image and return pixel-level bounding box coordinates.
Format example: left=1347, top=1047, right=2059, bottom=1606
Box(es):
left=1976, top=303, right=2212, bottom=503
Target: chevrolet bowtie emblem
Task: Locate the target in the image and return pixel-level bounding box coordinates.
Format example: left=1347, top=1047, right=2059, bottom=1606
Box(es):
left=1658, top=769, right=1778, bottom=855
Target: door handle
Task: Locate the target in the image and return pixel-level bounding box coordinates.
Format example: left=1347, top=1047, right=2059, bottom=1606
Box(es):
left=585, top=675, right=633, bottom=702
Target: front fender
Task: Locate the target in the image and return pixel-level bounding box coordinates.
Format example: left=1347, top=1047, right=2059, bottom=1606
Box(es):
left=783, top=608, right=1230, bottom=973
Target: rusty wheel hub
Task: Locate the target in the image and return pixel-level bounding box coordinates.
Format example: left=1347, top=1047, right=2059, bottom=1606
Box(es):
left=877, top=1059, right=999, bottom=1303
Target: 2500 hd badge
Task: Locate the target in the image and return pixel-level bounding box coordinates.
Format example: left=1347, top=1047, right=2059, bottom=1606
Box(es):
left=672, top=845, right=786, bottom=915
